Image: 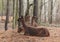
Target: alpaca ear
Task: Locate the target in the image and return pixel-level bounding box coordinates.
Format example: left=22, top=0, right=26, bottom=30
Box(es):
left=17, top=18, right=19, bottom=21
left=33, top=16, right=36, bottom=18
left=17, top=16, right=23, bottom=21
left=17, top=17, right=21, bottom=21
left=21, top=16, right=23, bottom=19
left=34, top=16, right=38, bottom=19
left=19, top=16, right=23, bottom=19
left=19, top=16, right=21, bottom=19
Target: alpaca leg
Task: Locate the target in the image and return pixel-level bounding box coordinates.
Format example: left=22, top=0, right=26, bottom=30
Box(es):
left=24, top=32, right=30, bottom=36
left=17, top=28, right=23, bottom=33
left=39, top=29, right=50, bottom=37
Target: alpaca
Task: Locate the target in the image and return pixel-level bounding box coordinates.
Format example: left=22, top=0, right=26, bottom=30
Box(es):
left=18, top=16, right=38, bottom=33
left=25, top=15, right=31, bottom=25
left=18, top=15, right=31, bottom=33
left=17, top=21, right=23, bottom=33
left=31, top=16, right=38, bottom=27
left=18, top=16, right=50, bottom=37
left=25, top=14, right=38, bottom=27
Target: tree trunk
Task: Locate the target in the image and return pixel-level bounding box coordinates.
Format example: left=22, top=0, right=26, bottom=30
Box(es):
left=12, top=0, right=15, bottom=29
left=1, top=0, right=4, bottom=21
left=38, top=0, right=42, bottom=24
left=25, top=0, right=32, bottom=24
left=33, top=0, right=38, bottom=23
left=15, top=0, right=19, bottom=25
left=48, top=0, right=53, bottom=24
left=5, top=0, right=9, bottom=31
left=18, top=0, right=24, bottom=33
left=44, top=0, right=46, bottom=23
left=25, top=0, right=29, bottom=15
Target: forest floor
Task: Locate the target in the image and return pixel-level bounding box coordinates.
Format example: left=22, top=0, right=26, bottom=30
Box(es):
left=0, top=26, right=60, bottom=42
left=0, top=16, right=60, bottom=42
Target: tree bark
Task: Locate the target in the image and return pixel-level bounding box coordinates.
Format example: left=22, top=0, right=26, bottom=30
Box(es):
left=48, top=0, right=53, bottom=24
left=1, top=0, right=4, bottom=21
left=44, top=0, right=46, bottom=23
left=12, top=0, right=15, bottom=29
left=18, top=0, right=24, bottom=33
left=5, top=0, right=9, bottom=31
left=33, top=0, right=38, bottom=23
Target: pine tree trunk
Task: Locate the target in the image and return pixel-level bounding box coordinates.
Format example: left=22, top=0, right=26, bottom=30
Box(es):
left=33, top=0, right=38, bottom=23
left=12, top=0, right=15, bottom=29
left=48, top=0, right=53, bottom=24
left=44, top=0, right=46, bottom=23
left=38, top=0, right=42, bottom=24
left=5, top=0, right=9, bottom=31
left=18, top=0, right=24, bottom=33
left=1, top=0, right=4, bottom=21
left=25, top=0, right=29, bottom=15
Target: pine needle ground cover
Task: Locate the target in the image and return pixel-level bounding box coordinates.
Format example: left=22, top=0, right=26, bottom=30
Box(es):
left=0, top=26, right=59, bottom=42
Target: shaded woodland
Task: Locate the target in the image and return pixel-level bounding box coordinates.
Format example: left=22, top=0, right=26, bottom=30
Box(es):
left=0, top=0, right=60, bottom=42
left=0, top=0, right=60, bottom=30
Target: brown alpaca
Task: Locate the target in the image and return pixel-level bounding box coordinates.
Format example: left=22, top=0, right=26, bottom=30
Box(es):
left=31, top=16, right=38, bottom=27
left=25, top=15, right=31, bottom=25
left=18, top=16, right=50, bottom=37
left=18, top=15, right=31, bottom=33
left=25, top=15, right=37, bottom=27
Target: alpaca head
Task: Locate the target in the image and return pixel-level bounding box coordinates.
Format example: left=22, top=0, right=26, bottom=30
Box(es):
left=25, top=14, right=30, bottom=22
left=18, top=16, right=24, bottom=22
left=32, top=16, right=37, bottom=20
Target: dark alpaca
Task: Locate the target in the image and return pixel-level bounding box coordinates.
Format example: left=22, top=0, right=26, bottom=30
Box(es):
left=18, top=15, right=30, bottom=33
left=18, top=16, right=50, bottom=37
left=17, top=25, right=23, bottom=33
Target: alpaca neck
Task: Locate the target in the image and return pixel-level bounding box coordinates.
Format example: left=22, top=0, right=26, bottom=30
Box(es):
left=21, top=20, right=27, bottom=29
left=31, top=18, right=34, bottom=26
